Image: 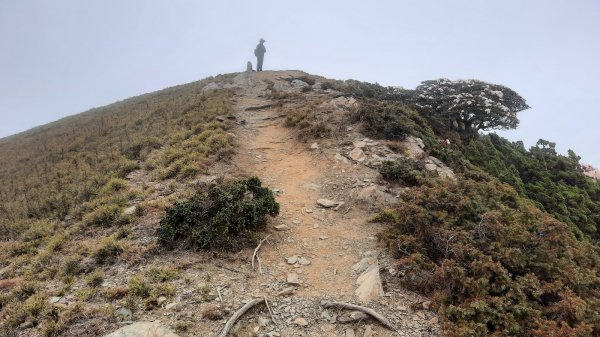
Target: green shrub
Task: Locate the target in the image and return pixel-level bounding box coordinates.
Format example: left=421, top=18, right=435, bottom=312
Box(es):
left=157, top=177, right=279, bottom=251
left=375, top=178, right=600, bottom=336
left=379, top=159, right=426, bottom=186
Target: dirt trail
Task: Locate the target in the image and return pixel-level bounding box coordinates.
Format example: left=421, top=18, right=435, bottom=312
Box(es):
left=225, top=71, right=440, bottom=337
left=234, top=74, right=371, bottom=298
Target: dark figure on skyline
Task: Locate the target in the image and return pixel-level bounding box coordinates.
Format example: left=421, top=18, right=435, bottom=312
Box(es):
left=254, top=38, right=266, bottom=71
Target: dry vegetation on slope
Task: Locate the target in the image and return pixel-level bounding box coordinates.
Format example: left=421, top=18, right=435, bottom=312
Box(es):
left=0, top=76, right=238, bottom=335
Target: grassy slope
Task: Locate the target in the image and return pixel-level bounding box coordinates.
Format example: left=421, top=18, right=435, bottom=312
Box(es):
left=0, top=75, right=237, bottom=335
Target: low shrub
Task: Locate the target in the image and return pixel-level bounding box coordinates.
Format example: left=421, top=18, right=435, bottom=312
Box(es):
left=375, top=177, right=600, bottom=336
left=157, top=177, right=279, bottom=251
left=379, top=159, right=427, bottom=186
left=93, top=237, right=123, bottom=265
left=83, top=205, right=123, bottom=227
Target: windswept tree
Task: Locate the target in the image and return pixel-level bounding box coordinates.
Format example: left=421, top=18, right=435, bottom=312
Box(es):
left=413, top=79, right=530, bottom=139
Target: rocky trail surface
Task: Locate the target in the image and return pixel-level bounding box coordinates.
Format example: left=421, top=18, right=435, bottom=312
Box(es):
left=101, top=71, right=442, bottom=337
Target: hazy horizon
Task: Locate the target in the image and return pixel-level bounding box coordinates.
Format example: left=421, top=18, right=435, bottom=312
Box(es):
left=1, top=0, right=599, bottom=166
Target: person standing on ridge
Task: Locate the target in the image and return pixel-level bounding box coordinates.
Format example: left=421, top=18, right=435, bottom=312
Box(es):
left=254, top=38, right=266, bottom=71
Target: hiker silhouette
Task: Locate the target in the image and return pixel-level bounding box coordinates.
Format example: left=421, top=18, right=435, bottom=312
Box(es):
left=254, top=39, right=266, bottom=71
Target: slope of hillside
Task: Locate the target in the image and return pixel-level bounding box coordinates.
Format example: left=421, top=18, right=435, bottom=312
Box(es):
left=1, top=70, right=599, bottom=337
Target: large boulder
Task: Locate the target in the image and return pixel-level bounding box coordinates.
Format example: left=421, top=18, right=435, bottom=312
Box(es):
left=103, top=322, right=180, bottom=337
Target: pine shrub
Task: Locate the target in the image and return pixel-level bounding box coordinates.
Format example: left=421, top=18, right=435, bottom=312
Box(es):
left=157, top=177, right=279, bottom=251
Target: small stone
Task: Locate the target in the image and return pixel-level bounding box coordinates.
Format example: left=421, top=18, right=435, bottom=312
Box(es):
left=258, top=317, right=270, bottom=327
left=310, top=143, right=319, bottom=150
left=348, top=147, right=366, bottom=162
left=352, top=257, right=376, bottom=273
left=277, top=287, right=295, bottom=296
left=274, top=224, right=290, bottom=231
left=292, top=219, right=301, bottom=225
left=123, top=206, right=137, bottom=216
left=429, top=316, right=439, bottom=324
left=363, top=325, right=374, bottom=337
left=266, top=332, right=281, bottom=337
left=345, top=328, right=355, bottom=337
left=346, top=126, right=353, bottom=131
left=319, top=236, right=328, bottom=240
left=422, top=301, right=432, bottom=310
left=355, top=265, right=384, bottom=302
left=19, top=321, right=34, bottom=329
left=49, top=296, right=62, bottom=304
left=313, top=224, right=319, bottom=229
left=157, top=296, right=167, bottom=306
left=338, top=311, right=368, bottom=323
left=353, top=140, right=367, bottom=148
left=298, top=257, right=311, bottom=266
left=305, top=208, right=313, bottom=213
left=316, top=199, right=337, bottom=208
left=287, top=273, right=301, bottom=285
left=165, top=302, right=178, bottom=310
left=293, top=317, right=309, bottom=326
left=287, top=256, right=298, bottom=265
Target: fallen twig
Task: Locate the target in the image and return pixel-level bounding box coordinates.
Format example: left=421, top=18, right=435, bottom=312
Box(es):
left=251, top=234, right=271, bottom=272
left=264, top=296, right=278, bottom=327
left=216, top=287, right=223, bottom=302
left=323, top=301, right=396, bottom=331
left=215, top=263, right=243, bottom=274
left=218, top=298, right=265, bottom=337
left=245, top=104, right=273, bottom=111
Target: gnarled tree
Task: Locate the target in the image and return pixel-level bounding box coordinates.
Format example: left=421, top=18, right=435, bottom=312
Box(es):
left=413, top=79, right=529, bottom=139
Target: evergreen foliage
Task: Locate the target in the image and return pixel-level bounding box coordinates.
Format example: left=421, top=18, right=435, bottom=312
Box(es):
left=375, top=177, right=600, bottom=336
left=157, top=177, right=280, bottom=251
left=463, top=134, right=600, bottom=243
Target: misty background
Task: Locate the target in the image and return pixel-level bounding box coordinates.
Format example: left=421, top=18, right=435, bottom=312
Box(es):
left=1, top=0, right=599, bottom=166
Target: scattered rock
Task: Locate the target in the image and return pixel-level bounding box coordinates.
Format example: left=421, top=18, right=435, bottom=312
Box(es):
left=346, top=328, right=355, bottom=337
left=353, top=185, right=398, bottom=208
left=430, top=316, right=439, bottom=324
left=334, top=153, right=349, bottom=164
left=165, top=302, right=178, bottom=310
left=258, top=317, right=270, bottom=327
left=157, top=296, right=167, bottom=306
left=352, top=257, right=377, bottom=273
left=123, top=206, right=137, bottom=216
left=310, top=143, right=319, bottom=150
left=316, top=199, right=338, bottom=208
left=198, top=175, right=218, bottom=184
left=274, top=224, right=290, bottom=231
left=291, top=79, right=309, bottom=88
left=103, top=321, right=180, bottom=337
left=293, top=317, right=309, bottom=326
left=355, top=265, right=384, bottom=302
left=331, top=96, right=358, bottom=110
left=277, top=287, right=296, bottom=296
left=353, top=140, right=367, bottom=148
left=305, top=208, right=313, bottom=213
left=422, top=301, right=432, bottom=310
left=19, top=321, right=33, bottom=329
left=292, top=219, right=301, bottom=225
left=319, top=236, right=329, bottom=240
left=201, top=82, right=222, bottom=93
left=298, top=257, right=311, bottom=266
left=287, top=273, right=301, bottom=285
left=287, top=256, right=299, bottom=265
left=348, top=147, right=366, bottom=162
left=338, top=311, right=369, bottom=323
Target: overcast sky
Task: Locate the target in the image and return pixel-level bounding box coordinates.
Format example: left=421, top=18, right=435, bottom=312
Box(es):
left=1, top=1, right=599, bottom=166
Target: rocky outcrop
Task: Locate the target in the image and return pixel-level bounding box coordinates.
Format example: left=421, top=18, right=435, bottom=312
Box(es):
left=103, top=322, right=180, bottom=337
left=582, top=164, right=600, bottom=180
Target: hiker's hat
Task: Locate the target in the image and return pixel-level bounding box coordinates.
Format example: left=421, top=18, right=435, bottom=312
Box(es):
left=260, top=38, right=265, bottom=42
